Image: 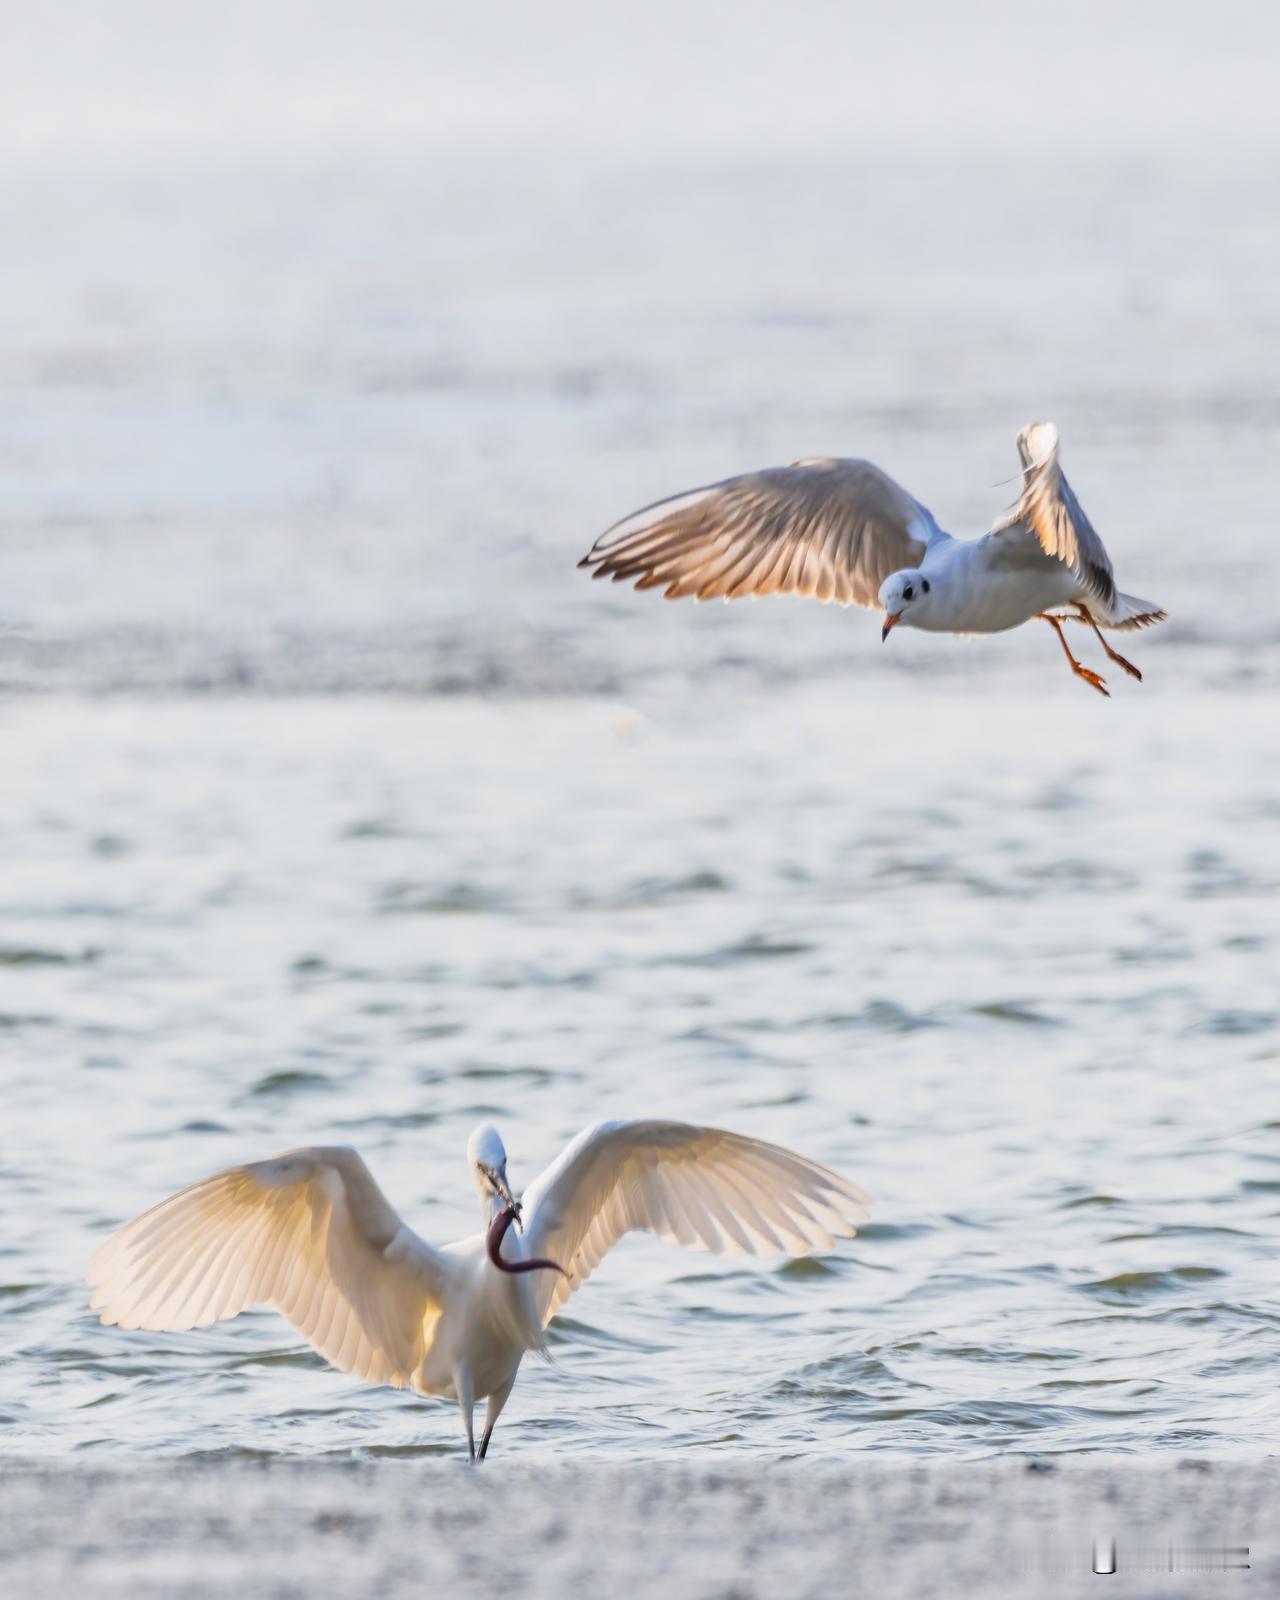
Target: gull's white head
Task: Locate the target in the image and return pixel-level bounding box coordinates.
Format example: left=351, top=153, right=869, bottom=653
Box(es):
left=468, top=1123, right=517, bottom=1214
left=878, top=568, right=933, bottom=641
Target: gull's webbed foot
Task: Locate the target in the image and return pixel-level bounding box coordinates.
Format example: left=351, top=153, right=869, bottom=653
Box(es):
left=1073, top=664, right=1110, bottom=697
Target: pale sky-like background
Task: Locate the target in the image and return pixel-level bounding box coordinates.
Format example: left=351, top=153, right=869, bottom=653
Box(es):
left=3, top=1, right=1278, bottom=169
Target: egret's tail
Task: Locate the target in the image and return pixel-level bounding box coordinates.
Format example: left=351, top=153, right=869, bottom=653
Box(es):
left=1105, top=592, right=1167, bottom=632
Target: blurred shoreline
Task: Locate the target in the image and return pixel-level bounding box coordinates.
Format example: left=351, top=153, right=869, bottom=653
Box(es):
left=2, top=1458, right=1272, bottom=1597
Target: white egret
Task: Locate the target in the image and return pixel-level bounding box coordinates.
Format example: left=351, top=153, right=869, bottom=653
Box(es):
left=88, top=1120, right=871, bottom=1459
left=580, top=421, right=1165, bottom=696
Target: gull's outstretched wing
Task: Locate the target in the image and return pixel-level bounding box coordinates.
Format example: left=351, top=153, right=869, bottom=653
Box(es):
left=991, top=421, right=1117, bottom=609
left=579, top=459, right=947, bottom=608
left=88, top=1147, right=456, bottom=1391
left=519, top=1121, right=872, bottom=1325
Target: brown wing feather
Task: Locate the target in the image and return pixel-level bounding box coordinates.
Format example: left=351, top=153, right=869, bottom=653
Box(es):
left=580, top=459, right=937, bottom=611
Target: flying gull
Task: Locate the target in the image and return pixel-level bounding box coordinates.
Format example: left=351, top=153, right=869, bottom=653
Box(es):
left=580, top=422, right=1166, bottom=696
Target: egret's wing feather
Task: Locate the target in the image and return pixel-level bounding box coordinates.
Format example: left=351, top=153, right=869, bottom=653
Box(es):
left=991, top=421, right=1117, bottom=609
left=519, top=1121, right=872, bottom=1325
left=579, top=459, right=945, bottom=609
left=88, top=1147, right=453, bottom=1391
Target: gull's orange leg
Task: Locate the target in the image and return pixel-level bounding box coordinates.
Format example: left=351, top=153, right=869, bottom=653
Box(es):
left=1040, top=613, right=1109, bottom=697
left=1074, top=604, right=1143, bottom=681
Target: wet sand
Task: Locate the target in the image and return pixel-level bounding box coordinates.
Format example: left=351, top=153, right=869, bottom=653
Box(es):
left=2, top=1458, right=1268, bottom=1598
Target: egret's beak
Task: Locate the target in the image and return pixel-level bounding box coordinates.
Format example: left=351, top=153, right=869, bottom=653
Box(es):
left=881, top=612, right=901, bottom=642
left=491, top=1169, right=521, bottom=1222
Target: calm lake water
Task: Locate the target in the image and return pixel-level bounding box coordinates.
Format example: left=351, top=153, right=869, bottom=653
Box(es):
left=2, top=86, right=1278, bottom=1461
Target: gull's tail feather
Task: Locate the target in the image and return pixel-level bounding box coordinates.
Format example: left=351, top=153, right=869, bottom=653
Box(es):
left=1105, top=593, right=1168, bottom=632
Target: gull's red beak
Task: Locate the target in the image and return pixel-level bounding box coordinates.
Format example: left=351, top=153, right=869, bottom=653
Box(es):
left=881, top=612, right=902, bottom=642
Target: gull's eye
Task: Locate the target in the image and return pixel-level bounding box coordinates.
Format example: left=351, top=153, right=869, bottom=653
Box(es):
left=902, top=584, right=915, bottom=601
left=921, top=578, right=930, bottom=594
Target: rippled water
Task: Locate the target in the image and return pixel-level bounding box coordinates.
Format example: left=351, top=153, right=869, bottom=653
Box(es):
left=2, top=41, right=1279, bottom=1459
left=3, top=683, right=1277, bottom=1460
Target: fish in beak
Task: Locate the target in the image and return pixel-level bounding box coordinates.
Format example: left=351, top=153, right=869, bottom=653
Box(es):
left=881, top=612, right=902, bottom=642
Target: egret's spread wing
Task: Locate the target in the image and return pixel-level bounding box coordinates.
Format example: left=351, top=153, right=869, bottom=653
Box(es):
left=88, top=1147, right=454, bottom=1391
left=519, top=1121, right=872, bottom=1324
left=579, top=459, right=946, bottom=608
left=992, top=422, right=1117, bottom=608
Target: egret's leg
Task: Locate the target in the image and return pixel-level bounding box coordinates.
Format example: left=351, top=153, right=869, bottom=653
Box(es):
left=455, top=1367, right=476, bottom=1462
left=477, top=1374, right=517, bottom=1462
left=1040, top=614, right=1108, bottom=697
left=1074, top=604, right=1143, bottom=681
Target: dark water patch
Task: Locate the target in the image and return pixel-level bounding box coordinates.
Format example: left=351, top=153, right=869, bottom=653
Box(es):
left=890, top=1399, right=1139, bottom=1431
left=664, top=933, right=814, bottom=968
left=854, top=1222, right=935, bottom=1243
left=943, top=1345, right=1074, bottom=1366
left=458, top=1064, right=561, bottom=1084
left=1031, top=782, right=1090, bottom=813
left=671, top=1267, right=768, bottom=1287
left=0, top=1283, right=50, bottom=1315
left=788, top=999, right=939, bottom=1034
left=180, top=1119, right=231, bottom=1135
left=1190, top=1009, right=1275, bottom=1037
left=969, top=1000, right=1060, bottom=1027
left=0, top=945, right=94, bottom=966
left=336, top=1109, right=441, bottom=1131
left=1019, top=858, right=1139, bottom=892
left=90, top=833, right=132, bottom=857
left=76, top=1390, right=128, bottom=1410
left=1196, top=1349, right=1280, bottom=1379
left=576, top=870, right=732, bottom=910
left=1114, top=939, right=1193, bottom=964
left=774, top=1257, right=839, bottom=1280
left=246, top=1069, right=335, bottom=1098
left=229, top=1348, right=326, bottom=1372
left=544, top=1317, right=665, bottom=1353
left=891, top=1271, right=1012, bottom=1305
left=407, top=1023, right=464, bottom=1043
left=1081, top=1267, right=1226, bottom=1300
left=169, top=1446, right=283, bottom=1463
left=84, top=1052, right=127, bottom=1071
left=1184, top=850, right=1263, bottom=899
left=378, top=880, right=510, bottom=915
left=356, top=1441, right=457, bottom=1458
left=1036, top=1377, right=1154, bottom=1393
left=0, top=1012, right=56, bottom=1029
left=341, top=818, right=415, bottom=841
left=1240, top=1178, right=1280, bottom=1194
left=482, top=964, right=596, bottom=990
left=1058, top=1193, right=1125, bottom=1210
left=740, top=1090, right=809, bottom=1109
left=56, top=1357, right=160, bottom=1378
left=770, top=1351, right=901, bottom=1399
left=680, top=1301, right=777, bottom=1324
left=872, top=855, right=975, bottom=888
left=1106, top=1225, right=1252, bottom=1242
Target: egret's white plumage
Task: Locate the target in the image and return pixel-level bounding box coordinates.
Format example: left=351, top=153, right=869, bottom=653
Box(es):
left=88, top=1121, right=871, bottom=1458
left=579, top=421, right=1166, bottom=695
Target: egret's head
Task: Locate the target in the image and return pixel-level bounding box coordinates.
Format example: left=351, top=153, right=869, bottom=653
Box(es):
left=878, top=569, right=931, bottom=640
left=468, top=1123, right=517, bottom=1214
